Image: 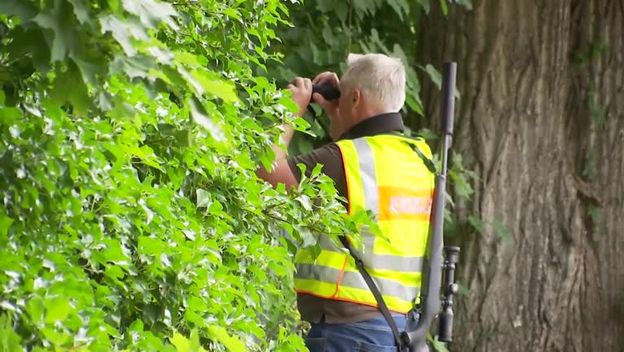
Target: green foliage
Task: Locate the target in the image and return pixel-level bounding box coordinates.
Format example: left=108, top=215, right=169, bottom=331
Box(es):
left=467, top=216, right=512, bottom=243
left=0, top=315, right=21, bottom=352
left=492, top=219, right=513, bottom=243
left=588, top=204, right=604, bottom=240
left=453, top=0, right=474, bottom=11
left=573, top=38, right=609, bottom=66
left=0, top=0, right=357, bottom=350
left=443, top=153, right=478, bottom=240
left=448, top=154, right=476, bottom=201
left=429, top=334, right=450, bottom=352
left=587, top=88, right=606, bottom=127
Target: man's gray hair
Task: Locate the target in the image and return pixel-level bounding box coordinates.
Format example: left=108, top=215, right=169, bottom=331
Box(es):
left=341, top=53, right=406, bottom=112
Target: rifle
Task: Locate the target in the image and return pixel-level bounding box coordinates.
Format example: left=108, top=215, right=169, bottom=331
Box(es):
left=402, top=62, right=459, bottom=351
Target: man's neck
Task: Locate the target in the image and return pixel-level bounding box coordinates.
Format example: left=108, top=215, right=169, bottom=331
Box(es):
left=344, top=108, right=394, bottom=134
left=338, top=112, right=404, bottom=140
left=358, top=106, right=392, bottom=122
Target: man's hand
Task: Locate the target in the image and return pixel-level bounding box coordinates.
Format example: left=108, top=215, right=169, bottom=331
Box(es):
left=312, top=71, right=340, bottom=121
left=288, top=77, right=313, bottom=116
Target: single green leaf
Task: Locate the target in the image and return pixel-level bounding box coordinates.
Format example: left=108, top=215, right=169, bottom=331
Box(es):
left=456, top=0, right=473, bottom=10
left=208, top=200, right=223, bottom=214
left=6, top=27, right=51, bottom=72
left=439, top=0, right=449, bottom=15
left=99, top=15, right=149, bottom=57
left=45, top=297, right=72, bottom=323
left=72, top=53, right=106, bottom=86
left=188, top=69, right=238, bottom=103
left=170, top=332, right=192, bottom=352
left=110, top=55, right=155, bottom=79
left=206, top=325, right=246, bottom=352
left=32, top=0, right=76, bottom=62
left=0, top=209, right=14, bottom=238
left=138, top=236, right=165, bottom=256
left=493, top=219, right=512, bottom=242
left=129, top=319, right=144, bottom=332
left=50, top=63, right=90, bottom=114
left=297, top=227, right=316, bottom=248
left=121, top=145, right=163, bottom=170
left=101, top=238, right=129, bottom=265
left=457, top=284, right=470, bottom=297
left=0, top=107, right=22, bottom=119
left=291, top=117, right=311, bottom=132
left=196, top=189, right=211, bottom=208
left=26, top=297, right=45, bottom=326
left=121, top=0, right=178, bottom=29
left=296, top=195, right=313, bottom=211
left=41, top=326, right=70, bottom=345
left=416, top=0, right=431, bottom=13
left=67, top=0, right=89, bottom=24
left=449, top=168, right=473, bottom=199
left=467, top=215, right=485, bottom=234
left=174, top=51, right=204, bottom=68
left=428, top=333, right=450, bottom=352
left=0, top=0, right=37, bottom=20
left=104, top=265, right=125, bottom=281
left=424, top=64, right=442, bottom=90
left=588, top=205, right=602, bottom=224
left=189, top=99, right=225, bottom=141
left=0, top=315, right=22, bottom=349
left=386, top=0, right=409, bottom=20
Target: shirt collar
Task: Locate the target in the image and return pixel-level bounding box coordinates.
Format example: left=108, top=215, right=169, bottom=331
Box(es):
left=338, top=112, right=405, bottom=140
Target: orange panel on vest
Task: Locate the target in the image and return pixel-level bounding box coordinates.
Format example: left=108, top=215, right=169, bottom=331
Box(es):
left=378, top=185, right=433, bottom=221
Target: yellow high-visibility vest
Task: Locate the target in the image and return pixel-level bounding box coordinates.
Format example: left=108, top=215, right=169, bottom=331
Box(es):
left=294, top=134, right=435, bottom=313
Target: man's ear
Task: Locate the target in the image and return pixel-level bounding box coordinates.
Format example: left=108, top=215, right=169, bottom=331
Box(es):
left=352, top=88, right=362, bottom=106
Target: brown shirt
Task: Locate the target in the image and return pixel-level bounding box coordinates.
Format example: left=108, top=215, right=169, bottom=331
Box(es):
left=287, top=112, right=405, bottom=323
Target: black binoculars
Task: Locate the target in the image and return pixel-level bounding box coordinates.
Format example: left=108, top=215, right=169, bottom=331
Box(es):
left=312, top=84, right=340, bottom=101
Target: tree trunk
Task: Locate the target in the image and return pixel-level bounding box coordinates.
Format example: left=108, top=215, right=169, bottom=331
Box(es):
left=416, top=1, right=624, bottom=351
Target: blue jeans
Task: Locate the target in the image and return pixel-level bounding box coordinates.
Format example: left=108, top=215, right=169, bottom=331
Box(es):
left=305, top=315, right=406, bottom=352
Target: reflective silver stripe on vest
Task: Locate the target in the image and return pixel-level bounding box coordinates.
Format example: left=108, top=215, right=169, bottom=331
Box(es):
left=318, top=233, right=423, bottom=273
left=352, top=138, right=379, bottom=215
left=367, top=253, right=423, bottom=272
left=296, top=263, right=419, bottom=302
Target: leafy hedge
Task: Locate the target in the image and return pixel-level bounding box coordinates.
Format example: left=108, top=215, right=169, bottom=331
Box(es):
left=0, top=0, right=357, bottom=350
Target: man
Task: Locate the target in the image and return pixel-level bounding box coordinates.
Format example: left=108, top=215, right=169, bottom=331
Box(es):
left=258, top=53, right=434, bottom=351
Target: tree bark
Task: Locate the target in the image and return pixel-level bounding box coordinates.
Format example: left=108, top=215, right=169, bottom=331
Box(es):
left=416, top=1, right=624, bottom=351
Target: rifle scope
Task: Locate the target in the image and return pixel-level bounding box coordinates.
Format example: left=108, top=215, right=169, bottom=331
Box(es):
left=438, top=246, right=460, bottom=343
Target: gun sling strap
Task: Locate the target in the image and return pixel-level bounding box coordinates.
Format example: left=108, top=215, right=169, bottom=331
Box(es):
left=339, top=236, right=407, bottom=351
